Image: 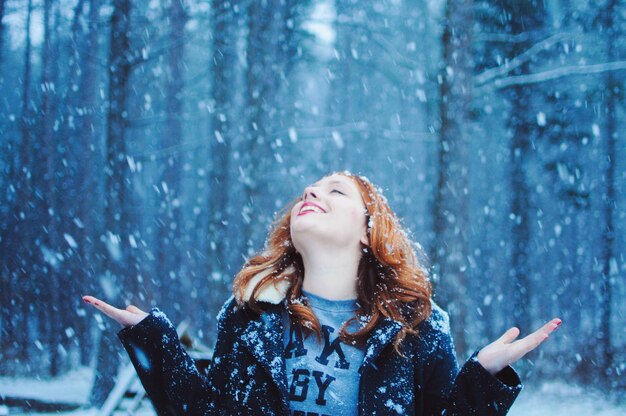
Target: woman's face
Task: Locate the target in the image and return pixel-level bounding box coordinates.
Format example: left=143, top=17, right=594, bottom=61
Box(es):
left=290, top=174, right=369, bottom=252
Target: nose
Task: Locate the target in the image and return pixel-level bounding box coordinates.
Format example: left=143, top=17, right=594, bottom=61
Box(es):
left=302, top=186, right=318, bottom=200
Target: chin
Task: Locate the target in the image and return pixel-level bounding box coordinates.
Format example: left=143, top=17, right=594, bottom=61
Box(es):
left=292, top=228, right=334, bottom=246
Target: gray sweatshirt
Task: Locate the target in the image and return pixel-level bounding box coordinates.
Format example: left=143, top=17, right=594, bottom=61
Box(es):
left=282, top=289, right=366, bottom=416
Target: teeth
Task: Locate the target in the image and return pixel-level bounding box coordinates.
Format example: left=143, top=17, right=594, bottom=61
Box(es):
left=301, top=205, right=323, bottom=214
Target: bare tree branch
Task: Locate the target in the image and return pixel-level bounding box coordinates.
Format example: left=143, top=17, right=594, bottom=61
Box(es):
left=478, top=60, right=626, bottom=91
left=475, top=32, right=581, bottom=86
left=370, top=33, right=422, bottom=69
left=128, top=122, right=437, bottom=162
left=474, top=32, right=530, bottom=43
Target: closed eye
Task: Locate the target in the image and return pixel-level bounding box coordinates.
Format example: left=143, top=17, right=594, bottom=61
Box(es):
left=331, top=189, right=345, bottom=195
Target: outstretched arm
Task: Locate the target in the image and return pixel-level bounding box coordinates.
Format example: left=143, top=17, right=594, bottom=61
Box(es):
left=83, top=295, right=216, bottom=415
left=422, top=316, right=561, bottom=416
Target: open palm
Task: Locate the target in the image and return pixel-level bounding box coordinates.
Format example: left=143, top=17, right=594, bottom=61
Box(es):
left=82, top=295, right=148, bottom=328
left=477, top=318, right=561, bottom=375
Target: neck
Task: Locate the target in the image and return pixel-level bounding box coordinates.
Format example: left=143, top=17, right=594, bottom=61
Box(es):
left=299, top=243, right=362, bottom=300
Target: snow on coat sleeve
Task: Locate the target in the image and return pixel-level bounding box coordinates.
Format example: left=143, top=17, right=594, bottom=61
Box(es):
left=117, top=300, right=236, bottom=415
left=421, top=307, right=522, bottom=416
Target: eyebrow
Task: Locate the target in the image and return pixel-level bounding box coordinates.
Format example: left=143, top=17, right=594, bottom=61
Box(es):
left=312, top=179, right=350, bottom=188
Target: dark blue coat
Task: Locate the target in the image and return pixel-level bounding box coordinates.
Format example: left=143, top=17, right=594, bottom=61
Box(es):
left=118, top=296, right=522, bottom=415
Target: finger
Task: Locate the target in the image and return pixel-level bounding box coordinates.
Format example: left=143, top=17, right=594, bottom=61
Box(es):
left=82, top=295, right=99, bottom=305
left=536, top=318, right=562, bottom=338
left=510, top=318, right=562, bottom=357
left=126, top=305, right=147, bottom=315
left=82, top=295, right=107, bottom=310
left=497, top=327, right=520, bottom=344
left=82, top=295, right=125, bottom=321
left=547, top=317, right=562, bottom=331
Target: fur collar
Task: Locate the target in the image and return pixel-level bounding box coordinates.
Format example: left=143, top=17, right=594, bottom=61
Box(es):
left=240, top=265, right=295, bottom=304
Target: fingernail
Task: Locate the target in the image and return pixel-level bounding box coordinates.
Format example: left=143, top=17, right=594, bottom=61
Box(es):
left=83, top=298, right=91, bottom=304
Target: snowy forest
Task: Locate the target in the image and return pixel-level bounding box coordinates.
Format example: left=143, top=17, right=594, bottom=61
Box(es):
left=0, top=0, right=625, bottom=413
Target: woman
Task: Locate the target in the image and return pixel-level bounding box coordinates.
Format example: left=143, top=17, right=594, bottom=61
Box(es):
left=83, top=171, right=561, bottom=415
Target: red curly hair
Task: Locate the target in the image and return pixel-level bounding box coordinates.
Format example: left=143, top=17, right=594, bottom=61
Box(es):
left=232, top=172, right=432, bottom=355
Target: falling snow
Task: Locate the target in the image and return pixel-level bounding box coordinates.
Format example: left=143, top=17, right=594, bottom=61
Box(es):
left=1, top=0, right=624, bottom=413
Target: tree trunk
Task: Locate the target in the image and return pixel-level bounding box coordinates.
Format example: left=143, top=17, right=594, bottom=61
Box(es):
left=90, top=0, right=132, bottom=405
left=14, top=0, right=35, bottom=374
left=0, top=0, right=32, bottom=375
left=326, top=0, right=357, bottom=170
left=0, top=0, right=9, bottom=368
left=242, top=0, right=288, bottom=252
left=598, top=0, right=617, bottom=386
left=207, top=0, right=237, bottom=303
left=65, top=0, right=86, bottom=366
left=507, top=83, right=532, bottom=337
left=0, top=0, right=5, bottom=65
left=432, top=0, right=474, bottom=358
left=65, top=0, right=100, bottom=367
left=157, top=0, right=186, bottom=314
left=38, top=0, right=67, bottom=377
left=504, top=0, right=548, bottom=337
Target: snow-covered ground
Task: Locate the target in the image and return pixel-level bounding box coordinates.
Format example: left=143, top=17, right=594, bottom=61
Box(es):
left=0, top=367, right=93, bottom=407
left=1, top=368, right=624, bottom=415
left=508, top=382, right=626, bottom=416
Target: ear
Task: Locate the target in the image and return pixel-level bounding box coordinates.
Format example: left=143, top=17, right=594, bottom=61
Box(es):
left=361, top=212, right=371, bottom=247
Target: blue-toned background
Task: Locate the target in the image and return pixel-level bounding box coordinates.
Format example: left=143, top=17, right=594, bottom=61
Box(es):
left=0, top=0, right=624, bottom=411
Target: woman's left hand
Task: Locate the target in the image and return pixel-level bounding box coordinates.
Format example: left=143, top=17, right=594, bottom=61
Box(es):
left=477, top=318, right=561, bottom=375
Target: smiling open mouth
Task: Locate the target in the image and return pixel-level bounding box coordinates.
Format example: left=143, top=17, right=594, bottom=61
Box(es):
left=298, top=202, right=326, bottom=215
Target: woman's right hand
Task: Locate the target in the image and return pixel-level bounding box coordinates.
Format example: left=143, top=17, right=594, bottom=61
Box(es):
left=82, top=295, right=149, bottom=328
